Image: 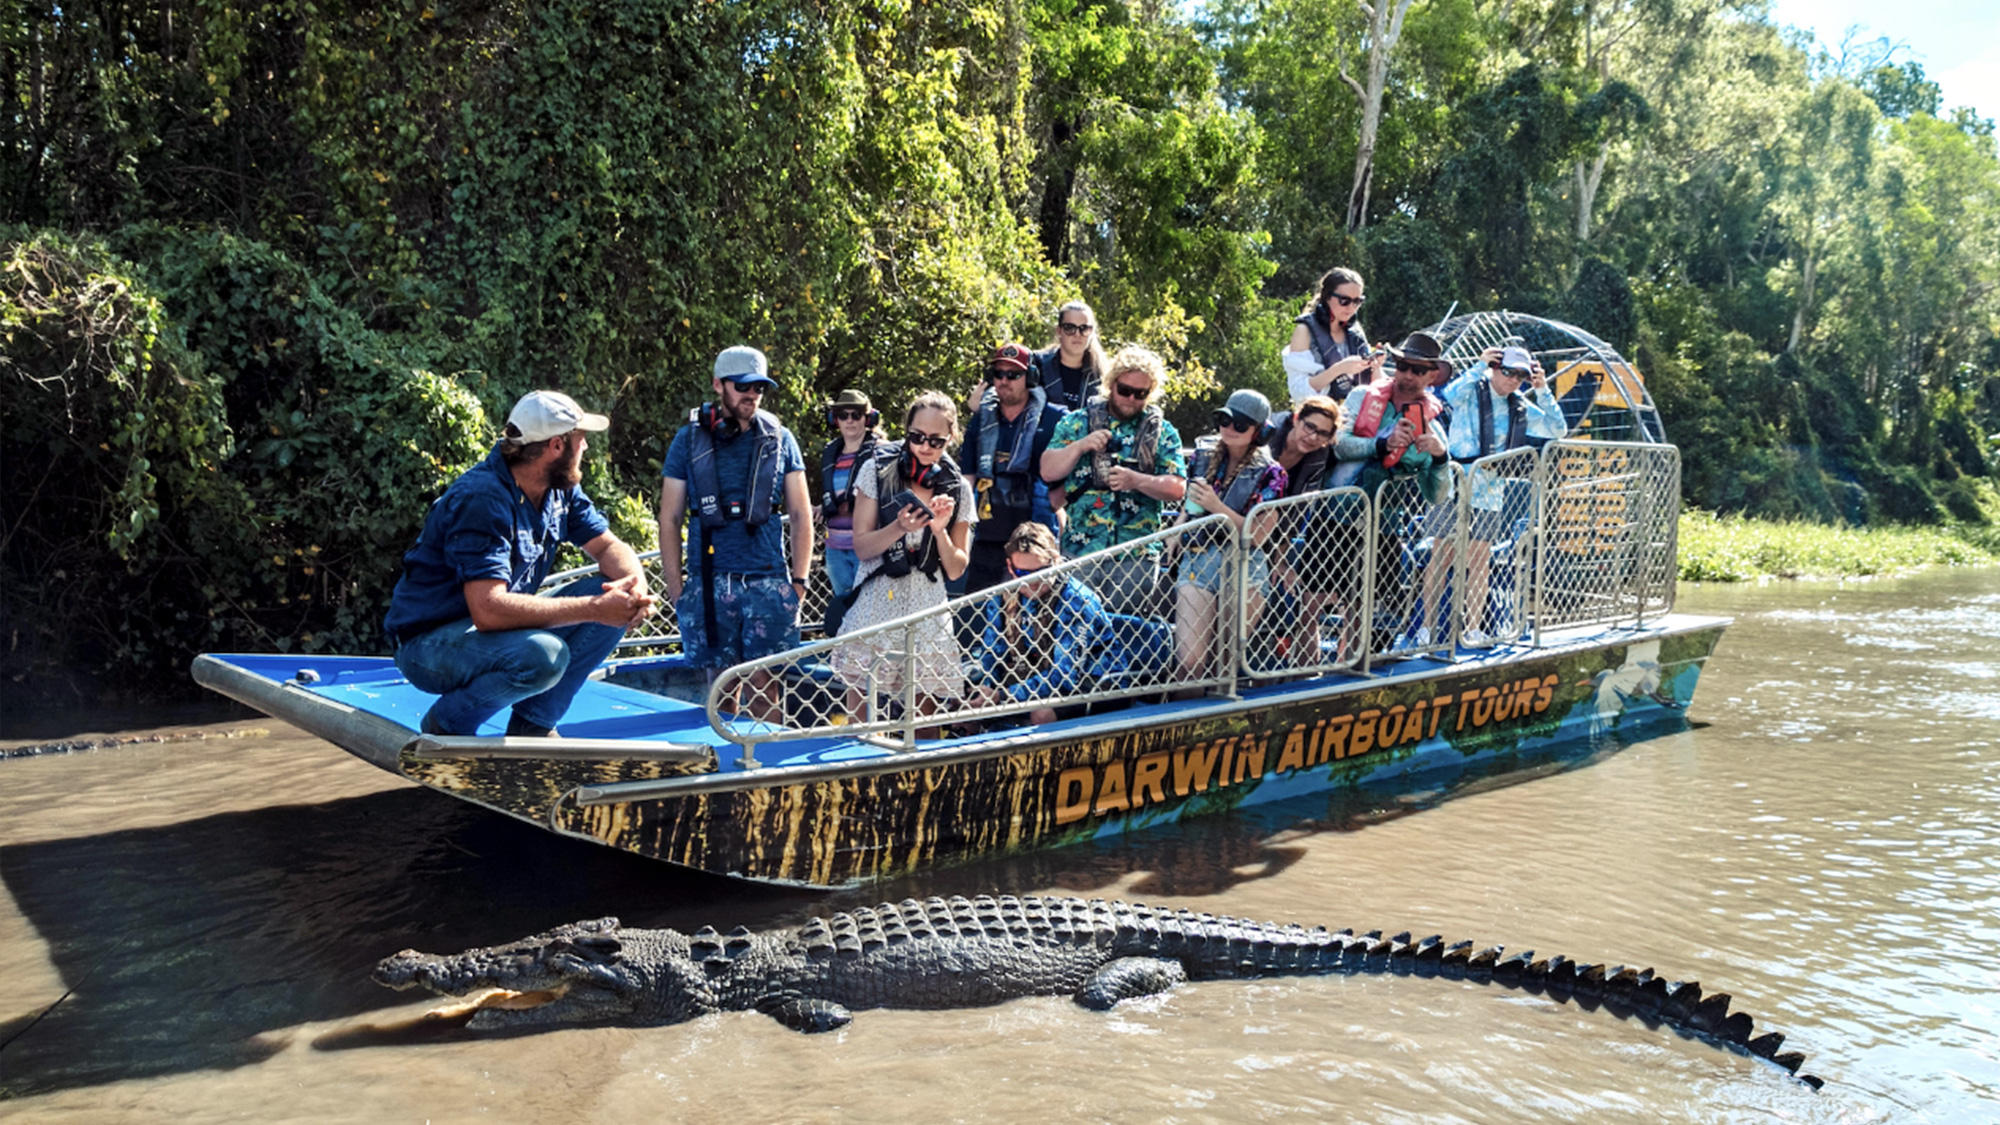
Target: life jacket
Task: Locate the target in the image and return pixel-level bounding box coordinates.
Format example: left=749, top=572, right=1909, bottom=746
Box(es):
left=1080, top=393, right=1164, bottom=492
left=1349, top=382, right=1441, bottom=470
left=1188, top=441, right=1276, bottom=547
left=973, top=386, right=1048, bottom=510
left=819, top=435, right=878, bottom=519
left=688, top=407, right=783, bottom=530
left=868, top=442, right=965, bottom=582
left=1294, top=309, right=1368, bottom=370
left=1031, top=345, right=1091, bottom=410
left=1468, top=376, right=1530, bottom=461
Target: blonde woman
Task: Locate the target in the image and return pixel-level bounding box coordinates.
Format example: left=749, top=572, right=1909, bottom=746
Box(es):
left=831, top=392, right=977, bottom=729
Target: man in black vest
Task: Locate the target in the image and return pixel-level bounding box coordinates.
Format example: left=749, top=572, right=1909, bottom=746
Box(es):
left=958, top=343, right=1068, bottom=594
left=658, top=346, right=814, bottom=721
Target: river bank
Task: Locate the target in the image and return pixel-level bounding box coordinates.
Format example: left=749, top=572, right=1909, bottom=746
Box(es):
left=1677, top=508, right=1998, bottom=581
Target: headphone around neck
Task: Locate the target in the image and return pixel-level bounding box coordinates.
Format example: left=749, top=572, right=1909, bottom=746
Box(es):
left=901, top=444, right=947, bottom=491
left=697, top=402, right=742, bottom=440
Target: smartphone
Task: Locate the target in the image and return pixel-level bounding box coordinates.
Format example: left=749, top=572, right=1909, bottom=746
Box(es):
left=885, top=490, right=925, bottom=519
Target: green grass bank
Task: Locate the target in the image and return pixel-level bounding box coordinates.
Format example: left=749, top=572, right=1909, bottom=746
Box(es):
left=1677, top=508, right=1999, bottom=581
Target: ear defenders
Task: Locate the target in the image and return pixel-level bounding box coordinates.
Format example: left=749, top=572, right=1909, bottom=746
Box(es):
left=900, top=444, right=947, bottom=490
left=827, top=405, right=880, bottom=428
left=696, top=401, right=742, bottom=440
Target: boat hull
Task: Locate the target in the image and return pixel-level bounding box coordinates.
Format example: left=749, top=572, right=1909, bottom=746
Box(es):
left=394, top=619, right=1724, bottom=888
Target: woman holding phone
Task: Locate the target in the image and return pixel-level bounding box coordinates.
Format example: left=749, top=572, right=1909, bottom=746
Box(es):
left=831, top=392, right=977, bottom=729
left=1171, top=389, right=1287, bottom=696
left=1283, top=267, right=1380, bottom=409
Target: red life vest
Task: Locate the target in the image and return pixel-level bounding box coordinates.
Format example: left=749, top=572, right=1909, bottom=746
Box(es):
left=1349, top=382, right=1441, bottom=468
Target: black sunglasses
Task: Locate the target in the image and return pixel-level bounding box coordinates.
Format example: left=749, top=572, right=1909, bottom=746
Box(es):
left=1214, top=412, right=1260, bottom=433
left=727, top=378, right=769, bottom=394
left=1112, top=381, right=1152, bottom=400
left=1330, top=293, right=1365, bottom=308
left=832, top=408, right=868, bottom=421
left=1058, top=322, right=1095, bottom=336
left=1488, top=362, right=1531, bottom=379
left=990, top=368, right=1027, bottom=381
left=905, top=430, right=949, bottom=449
left=1008, top=561, right=1050, bottom=578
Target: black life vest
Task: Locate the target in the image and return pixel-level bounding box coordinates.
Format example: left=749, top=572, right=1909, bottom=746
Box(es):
left=820, top=435, right=878, bottom=519
left=687, top=407, right=783, bottom=530
left=1079, top=394, right=1164, bottom=493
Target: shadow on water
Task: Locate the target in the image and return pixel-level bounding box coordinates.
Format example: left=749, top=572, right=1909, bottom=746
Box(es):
left=0, top=788, right=818, bottom=1099
left=0, top=719, right=1670, bottom=1097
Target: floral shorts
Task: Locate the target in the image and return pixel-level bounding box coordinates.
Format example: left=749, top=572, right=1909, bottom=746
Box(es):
left=678, top=574, right=800, bottom=669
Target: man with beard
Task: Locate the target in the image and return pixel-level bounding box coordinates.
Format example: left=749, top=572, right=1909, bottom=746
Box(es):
left=957, top=342, right=1068, bottom=594
left=659, top=346, right=814, bottom=722
left=384, top=390, right=656, bottom=738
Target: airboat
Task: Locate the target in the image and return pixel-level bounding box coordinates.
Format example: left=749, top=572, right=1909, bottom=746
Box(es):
left=194, top=312, right=1727, bottom=888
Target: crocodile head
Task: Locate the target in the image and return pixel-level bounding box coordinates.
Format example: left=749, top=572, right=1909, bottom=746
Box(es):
left=373, top=917, right=717, bottom=1030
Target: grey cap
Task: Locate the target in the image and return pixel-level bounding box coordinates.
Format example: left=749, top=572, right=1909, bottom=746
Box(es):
left=1220, top=388, right=1271, bottom=429
left=714, top=346, right=775, bottom=386
left=506, top=390, right=610, bottom=443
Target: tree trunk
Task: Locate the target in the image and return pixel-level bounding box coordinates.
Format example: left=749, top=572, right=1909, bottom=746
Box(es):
left=1787, top=245, right=1817, bottom=354
left=1036, top=116, right=1079, bottom=268
left=1344, top=0, right=1420, bottom=233
left=1573, top=147, right=1608, bottom=242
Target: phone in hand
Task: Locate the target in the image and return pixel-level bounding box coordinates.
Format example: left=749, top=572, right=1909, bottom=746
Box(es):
left=885, top=490, right=925, bottom=520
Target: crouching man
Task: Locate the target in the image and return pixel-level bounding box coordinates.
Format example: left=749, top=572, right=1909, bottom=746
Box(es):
left=383, top=390, right=656, bottom=737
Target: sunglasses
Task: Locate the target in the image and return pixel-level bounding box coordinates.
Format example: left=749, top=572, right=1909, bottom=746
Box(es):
left=1008, top=561, right=1051, bottom=578
left=1489, top=363, right=1531, bottom=379
left=1214, top=412, right=1261, bottom=433
left=1112, top=381, right=1152, bottom=401
left=1395, top=361, right=1436, bottom=376
left=905, top=430, right=949, bottom=449
left=1058, top=322, right=1095, bottom=336
left=832, top=408, right=868, bottom=421
left=1330, top=293, right=1365, bottom=308
left=990, top=368, right=1028, bottom=381
left=727, top=379, right=769, bottom=394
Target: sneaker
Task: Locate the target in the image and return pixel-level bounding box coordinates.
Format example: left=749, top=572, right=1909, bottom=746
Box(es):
left=505, top=713, right=560, bottom=739
left=1460, top=628, right=1494, bottom=649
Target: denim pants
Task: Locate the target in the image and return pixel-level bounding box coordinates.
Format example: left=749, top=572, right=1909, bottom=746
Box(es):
left=393, top=575, right=625, bottom=735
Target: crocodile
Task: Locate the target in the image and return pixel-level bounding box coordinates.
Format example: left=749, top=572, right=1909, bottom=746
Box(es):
left=375, top=894, right=1821, bottom=1088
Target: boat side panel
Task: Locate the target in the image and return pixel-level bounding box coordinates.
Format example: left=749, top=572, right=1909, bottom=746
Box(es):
left=534, top=626, right=1723, bottom=887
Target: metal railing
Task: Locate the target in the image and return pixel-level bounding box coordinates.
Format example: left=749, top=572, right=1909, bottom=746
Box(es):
left=1530, top=440, right=1680, bottom=639
left=704, top=517, right=1235, bottom=765
left=537, top=442, right=1679, bottom=757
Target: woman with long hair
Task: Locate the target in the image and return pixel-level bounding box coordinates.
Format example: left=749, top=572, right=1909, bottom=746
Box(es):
left=831, top=392, right=976, bottom=732
left=1172, top=389, right=1287, bottom=696
left=1283, top=267, right=1379, bottom=409
left=1255, top=395, right=1353, bottom=666
left=1033, top=299, right=1111, bottom=410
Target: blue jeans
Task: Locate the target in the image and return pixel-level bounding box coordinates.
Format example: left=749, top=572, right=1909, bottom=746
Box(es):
left=826, top=547, right=860, bottom=599
left=394, top=576, right=626, bottom=735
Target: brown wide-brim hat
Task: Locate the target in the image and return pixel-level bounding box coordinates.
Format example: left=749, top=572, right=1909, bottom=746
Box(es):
left=1383, top=331, right=1446, bottom=366
left=829, top=389, right=873, bottom=409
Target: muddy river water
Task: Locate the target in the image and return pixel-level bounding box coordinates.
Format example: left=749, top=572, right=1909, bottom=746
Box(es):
left=2, top=567, right=1996, bottom=1123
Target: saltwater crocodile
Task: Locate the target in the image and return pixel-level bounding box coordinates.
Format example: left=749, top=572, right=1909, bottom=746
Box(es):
left=375, top=894, right=1820, bottom=1087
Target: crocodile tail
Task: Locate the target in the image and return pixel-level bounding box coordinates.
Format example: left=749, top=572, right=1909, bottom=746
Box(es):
left=1106, top=905, right=1820, bottom=1090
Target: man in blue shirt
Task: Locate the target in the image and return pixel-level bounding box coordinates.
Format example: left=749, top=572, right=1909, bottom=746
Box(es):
left=1429, top=344, right=1567, bottom=647
left=384, top=390, right=656, bottom=738
left=658, top=346, right=814, bottom=722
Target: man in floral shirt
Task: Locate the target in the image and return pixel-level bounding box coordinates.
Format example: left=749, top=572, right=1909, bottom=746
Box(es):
left=1040, top=345, right=1187, bottom=615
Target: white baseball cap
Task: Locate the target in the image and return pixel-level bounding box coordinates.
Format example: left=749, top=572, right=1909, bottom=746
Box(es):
left=507, top=390, right=610, bottom=443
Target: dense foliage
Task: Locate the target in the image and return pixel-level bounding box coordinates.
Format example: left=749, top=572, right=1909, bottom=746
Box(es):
left=3, top=0, right=1996, bottom=697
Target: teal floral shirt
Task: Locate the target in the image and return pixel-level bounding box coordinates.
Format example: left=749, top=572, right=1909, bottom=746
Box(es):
left=1047, top=410, right=1187, bottom=557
